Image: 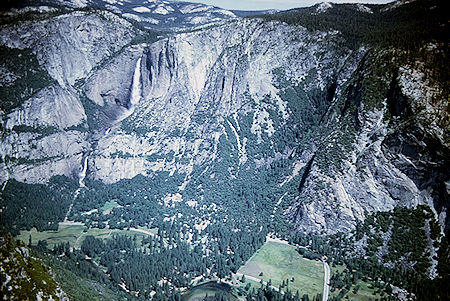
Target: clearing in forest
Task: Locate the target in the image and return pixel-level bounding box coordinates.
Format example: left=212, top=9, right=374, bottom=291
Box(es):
left=17, top=224, right=156, bottom=249
left=237, top=241, right=324, bottom=297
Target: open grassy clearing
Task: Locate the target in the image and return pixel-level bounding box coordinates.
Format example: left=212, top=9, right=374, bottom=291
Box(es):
left=347, top=281, right=387, bottom=300
left=16, top=224, right=157, bottom=249
left=237, top=241, right=323, bottom=297
left=99, top=200, right=121, bottom=214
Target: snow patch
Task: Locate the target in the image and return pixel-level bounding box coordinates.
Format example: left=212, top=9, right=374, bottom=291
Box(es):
left=189, top=16, right=212, bottom=25
left=104, top=0, right=121, bottom=4
left=381, top=0, right=415, bottom=12
left=153, top=5, right=174, bottom=15
left=122, top=12, right=160, bottom=25
left=122, top=13, right=142, bottom=22
left=215, top=9, right=236, bottom=18
left=105, top=4, right=121, bottom=13
left=133, top=6, right=151, bottom=13
left=144, top=17, right=160, bottom=24
left=68, top=0, right=88, bottom=7
left=179, top=4, right=209, bottom=14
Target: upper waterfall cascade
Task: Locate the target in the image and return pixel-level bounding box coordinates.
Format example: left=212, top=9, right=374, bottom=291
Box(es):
left=130, top=57, right=142, bottom=108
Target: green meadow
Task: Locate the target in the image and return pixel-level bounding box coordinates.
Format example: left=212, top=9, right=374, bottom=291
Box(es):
left=238, top=241, right=324, bottom=297
left=17, top=224, right=156, bottom=249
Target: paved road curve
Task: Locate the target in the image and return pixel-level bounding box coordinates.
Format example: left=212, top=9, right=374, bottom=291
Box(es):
left=322, top=260, right=330, bottom=301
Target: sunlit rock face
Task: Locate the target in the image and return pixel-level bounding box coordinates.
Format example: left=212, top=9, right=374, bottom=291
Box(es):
left=0, top=9, right=137, bottom=184
left=0, top=1, right=448, bottom=234
left=87, top=19, right=353, bottom=184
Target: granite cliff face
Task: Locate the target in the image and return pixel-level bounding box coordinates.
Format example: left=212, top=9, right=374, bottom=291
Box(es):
left=0, top=1, right=448, bottom=236
left=288, top=51, right=449, bottom=233
left=0, top=8, right=139, bottom=183
left=87, top=19, right=355, bottom=184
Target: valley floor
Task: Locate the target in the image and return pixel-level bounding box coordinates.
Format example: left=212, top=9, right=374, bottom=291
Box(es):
left=237, top=240, right=324, bottom=297
left=17, top=224, right=396, bottom=300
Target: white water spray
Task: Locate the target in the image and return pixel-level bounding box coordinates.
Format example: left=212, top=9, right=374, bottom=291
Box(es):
left=79, top=156, right=88, bottom=187
left=130, top=57, right=142, bottom=108
left=63, top=155, right=89, bottom=222
left=115, top=57, right=142, bottom=123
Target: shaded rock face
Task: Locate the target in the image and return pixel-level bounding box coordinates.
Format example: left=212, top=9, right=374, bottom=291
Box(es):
left=287, top=54, right=449, bottom=234
left=387, top=68, right=412, bottom=117
left=0, top=6, right=448, bottom=235
left=383, top=126, right=450, bottom=232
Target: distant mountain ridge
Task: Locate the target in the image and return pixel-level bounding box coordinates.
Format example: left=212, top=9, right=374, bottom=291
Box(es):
left=1, top=0, right=240, bottom=30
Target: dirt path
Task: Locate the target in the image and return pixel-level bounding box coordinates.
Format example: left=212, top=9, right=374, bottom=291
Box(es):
left=129, top=228, right=168, bottom=247
left=129, top=227, right=157, bottom=237
left=235, top=272, right=284, bottom=294
left=266, top=235, right=290, bottom=245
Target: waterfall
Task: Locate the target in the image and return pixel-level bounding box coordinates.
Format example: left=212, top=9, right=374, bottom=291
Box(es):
left=79, top=156, right=88, bottom=187
left=114, top=57, right=143, bottom=123
left=129, top=57, right=142, bottom=108
left=64, top=59, right=142, bottom=222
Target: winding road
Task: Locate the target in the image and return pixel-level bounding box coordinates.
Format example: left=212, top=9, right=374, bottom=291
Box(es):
left=129, top=227, right=156, bottom=237
left=322, top=260, right=330, bottom=301
left=129, top=228, right=168, bottom=247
